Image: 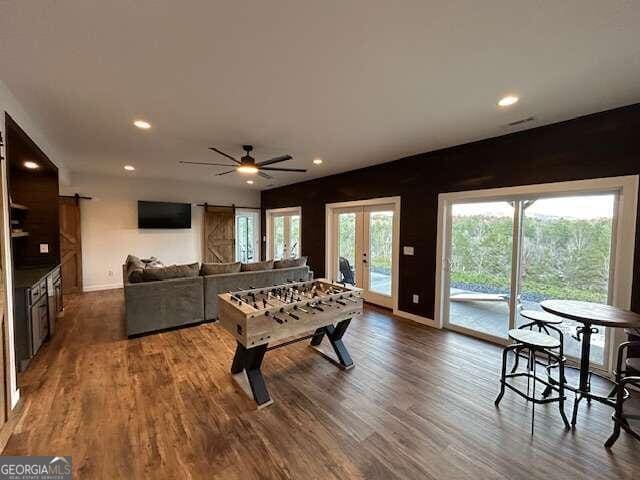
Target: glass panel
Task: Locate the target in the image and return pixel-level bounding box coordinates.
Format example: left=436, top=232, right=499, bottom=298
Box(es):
left=448, top=201, right=514, bottom=338
left=368, top=211, right=393, bottom=296
left=289, top=215, right=300, bottom=258
left=273, top=216, right=285, bottom=260
left=337, top=213, right=357, bottom=285
left=236, top=214, right=256, bottom=263
left=516, top=194, right=616, bottom=365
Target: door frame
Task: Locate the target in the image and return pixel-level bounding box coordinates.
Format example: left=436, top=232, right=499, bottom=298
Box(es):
left=434, top=175, right=638, bottom=374
left=325, top=196, right=400, bottom=311
left=265, top=207, right=301, bottom=260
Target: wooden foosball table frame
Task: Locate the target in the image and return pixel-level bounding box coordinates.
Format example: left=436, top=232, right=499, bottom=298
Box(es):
left=218, top=279, right=363, bottom=408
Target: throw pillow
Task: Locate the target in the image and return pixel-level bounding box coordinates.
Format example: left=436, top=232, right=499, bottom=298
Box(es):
left=200, top=261, right=242, bottom=276
left=241, top=260, right=274, bottom=272
left=126, top=255, right=146, bottom=283
left=142, top=263, right=200, bottom=282
left=274, top=256, right=307, bottom=269
left=126, top=254, right=142, bottom=268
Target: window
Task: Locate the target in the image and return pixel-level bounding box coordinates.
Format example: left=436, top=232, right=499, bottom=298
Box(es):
left=266, top=207, right=301, bottom=260
left=235, top=209, right=260, bottom=263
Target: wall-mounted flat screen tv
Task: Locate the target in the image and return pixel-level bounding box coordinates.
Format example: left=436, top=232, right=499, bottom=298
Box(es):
left=138, top=201, right=191, bottom=229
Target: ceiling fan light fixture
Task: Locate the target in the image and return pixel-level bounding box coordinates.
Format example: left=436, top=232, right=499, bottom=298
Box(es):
left=237, top=165, right=259, bottom=174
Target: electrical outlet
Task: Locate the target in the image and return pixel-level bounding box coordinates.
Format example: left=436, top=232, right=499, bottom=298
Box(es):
left=108, top=270, right=114, bottom=277
left=403, top=246, right=414, bottom=255
left=412, top=294, right=419, bottom=304
left=39, top=243, right=49, bottom=253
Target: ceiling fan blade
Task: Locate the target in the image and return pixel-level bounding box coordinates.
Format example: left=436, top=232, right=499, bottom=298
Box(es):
left=257, top=154, right=293, bottom=167
left=217, top=170, right=236, bottom=176
left=258, top=171, right=273, bottom=179
left=260, top=167, right=307, bottom=172
left=209, top=147, right=241, bottom=164
left=179, top=161, right=236, bottom=167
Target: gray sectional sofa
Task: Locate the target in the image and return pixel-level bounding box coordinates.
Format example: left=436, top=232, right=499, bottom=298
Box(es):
left=123, top=257, right=312, bottom=337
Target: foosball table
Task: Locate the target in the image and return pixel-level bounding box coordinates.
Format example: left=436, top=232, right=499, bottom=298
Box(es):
left=218, top=279, right=363, bottom=408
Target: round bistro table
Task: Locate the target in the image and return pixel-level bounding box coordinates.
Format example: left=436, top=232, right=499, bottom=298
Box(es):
left=540, top=300, right=640, bottom=426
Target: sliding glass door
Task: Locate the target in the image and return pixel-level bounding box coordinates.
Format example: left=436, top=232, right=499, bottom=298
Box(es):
left=448, top=201, right=516, bottom=339
left=516, top=194, right=616, bottom=365
left=444, top=191, right=618, bottom=368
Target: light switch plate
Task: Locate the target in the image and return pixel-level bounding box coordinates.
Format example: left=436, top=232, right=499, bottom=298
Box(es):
left=39, top=243, right=49, bottom=253
left=403, top=246, right=414, bottom=255
left=412, top=294, right=419, bottom=304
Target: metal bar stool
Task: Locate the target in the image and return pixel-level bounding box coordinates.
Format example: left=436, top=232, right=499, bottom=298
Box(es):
left=605, top=340, right=640, bottom=447
left=511, top=310, right=564, bottom=374
left=496, top=328, right=570, bottom=434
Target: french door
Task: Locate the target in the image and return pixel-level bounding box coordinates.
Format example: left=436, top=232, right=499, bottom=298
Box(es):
left=331, top=204, right=396, bottom=308
left=267, top=208, right=301, bottom=260
left=443, top=191, right=619, bottom=369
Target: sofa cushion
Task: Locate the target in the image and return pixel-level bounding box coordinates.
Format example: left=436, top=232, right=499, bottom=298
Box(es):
left=241, top=260, right=274, bottom=272
left=200, top=261, right=241, bottom=276
left=142, top=263, right=200, bottom=282
left=274, top=256, right=307, bottom=269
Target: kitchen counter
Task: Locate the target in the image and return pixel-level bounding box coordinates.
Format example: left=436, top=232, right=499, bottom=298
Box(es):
left=14, top=265, right=60, bottom=289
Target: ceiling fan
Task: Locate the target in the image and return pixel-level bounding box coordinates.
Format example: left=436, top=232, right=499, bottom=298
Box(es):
left=179, top=145, right=306, bottom=179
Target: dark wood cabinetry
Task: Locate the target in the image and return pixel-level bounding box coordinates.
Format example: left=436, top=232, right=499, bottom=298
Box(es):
left=13, top=265, right=62, bottom=372
left=5, top=114, right=62, bottom=377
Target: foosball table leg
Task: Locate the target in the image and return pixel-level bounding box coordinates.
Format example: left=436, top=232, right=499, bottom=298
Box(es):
left=310, top=328, right=325, bottom=346
left=309, top=319, right=354, bottom=370
left=230, top=342, right=273, bottom=409
left=327, top=319, right=354, bottom=369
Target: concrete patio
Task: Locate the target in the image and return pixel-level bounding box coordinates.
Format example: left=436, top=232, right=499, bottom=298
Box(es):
left=448, top=287, right=605, bottom=364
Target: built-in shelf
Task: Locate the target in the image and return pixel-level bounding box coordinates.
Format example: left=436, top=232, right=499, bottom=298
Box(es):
left=11, top=231, right=29, bottom=238
left=10, top=203, right=29, bottom=211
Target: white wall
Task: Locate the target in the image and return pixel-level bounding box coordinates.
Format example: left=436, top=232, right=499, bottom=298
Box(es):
left=60, top=172, right=259, bottom=291
left=1, top=80, right=71, bottom=409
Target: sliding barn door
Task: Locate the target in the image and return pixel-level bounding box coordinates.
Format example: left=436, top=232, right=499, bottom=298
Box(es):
left=59, top=197, right=83, bottom=294
left=203, top=206, right=235, bottom=263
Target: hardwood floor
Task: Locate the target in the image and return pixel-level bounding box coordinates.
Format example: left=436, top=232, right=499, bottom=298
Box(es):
left=3, top=290, right=638, bottom=479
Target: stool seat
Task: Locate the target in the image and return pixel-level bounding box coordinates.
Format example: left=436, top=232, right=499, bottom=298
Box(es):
left=508, top=329, right=560, bottom=349
left=520, top=310, right=562, bottom=325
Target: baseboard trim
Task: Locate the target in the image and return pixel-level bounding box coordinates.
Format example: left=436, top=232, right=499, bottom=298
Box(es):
left=393, top=309, right=439, bottom=328
left=83, top=283, right=123, bottom=292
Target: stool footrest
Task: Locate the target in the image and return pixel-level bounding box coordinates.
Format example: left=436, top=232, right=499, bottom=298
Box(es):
left=501, top=373, right=566, bottom=404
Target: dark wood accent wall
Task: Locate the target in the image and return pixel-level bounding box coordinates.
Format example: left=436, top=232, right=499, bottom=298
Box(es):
left=261, top=103, right=640, bottom=318
left=5, top=114, right=60, bottom=268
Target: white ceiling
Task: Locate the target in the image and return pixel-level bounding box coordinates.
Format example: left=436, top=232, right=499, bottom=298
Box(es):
left=1, top=0, right=639, bottom=190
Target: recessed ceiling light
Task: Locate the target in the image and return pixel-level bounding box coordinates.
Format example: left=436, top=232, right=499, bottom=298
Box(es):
left=498, top=95, right=519, bottom=107
left=124, top=165, right=136, bottom=171
left=24, top=161, right=39, bottom=169
left=246, top=180, right=254, bottom=185
left=313, top=158, right=323, bottom=165
left=133, top=119, right=151, bottom=129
